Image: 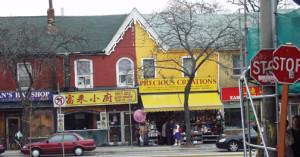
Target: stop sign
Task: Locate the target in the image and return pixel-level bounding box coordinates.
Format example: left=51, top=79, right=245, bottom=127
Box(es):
left=272, top=45, right=300, bottom=84
left=250, top=49, right=276, bottom=85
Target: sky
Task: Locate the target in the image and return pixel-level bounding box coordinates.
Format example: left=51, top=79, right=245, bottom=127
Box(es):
left=0, top=0, right=240, bottom=17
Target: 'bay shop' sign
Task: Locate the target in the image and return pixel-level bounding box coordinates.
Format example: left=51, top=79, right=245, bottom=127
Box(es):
left=0, top=91, right=52, bottom=102
left=139, top=77, right=217, bottom=93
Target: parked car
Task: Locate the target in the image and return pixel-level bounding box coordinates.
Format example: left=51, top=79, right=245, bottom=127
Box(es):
left=0, top=143, right=5, bottom=154
left=21, top=133, right=96, bottom=157
left=216, top=128, right=258, bottom=152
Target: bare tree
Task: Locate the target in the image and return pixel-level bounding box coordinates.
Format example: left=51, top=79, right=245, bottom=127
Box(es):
left=145, top=0, right=240, bottom=146
left=0, top=18, right=87, bottom=145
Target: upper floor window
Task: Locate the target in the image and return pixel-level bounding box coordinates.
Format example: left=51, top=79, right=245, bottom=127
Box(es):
left=142, top=58, right=155, bottom=79
left=75, top=59, right=93, bottom=88
left=117, top=58, right=134, bottom=87
left=232, top=55, right=245, bottom=76
left=182, top=56, right=196, bottom=78
left=17, top=63, right=32, bottom=88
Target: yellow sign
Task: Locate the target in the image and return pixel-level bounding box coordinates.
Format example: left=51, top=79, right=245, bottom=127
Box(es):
left=62, top=89, right=137, bottom=107
left=139, top=77, right=217, bottom=93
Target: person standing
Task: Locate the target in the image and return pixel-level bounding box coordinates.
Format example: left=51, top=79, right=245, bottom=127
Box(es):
left=173, top=122, right=182, bottom=146
left=161, top=121, right=168, bottom=145
left=285, top=115, right=300, bottom=157
left=166, top=119, right=174, bottom=145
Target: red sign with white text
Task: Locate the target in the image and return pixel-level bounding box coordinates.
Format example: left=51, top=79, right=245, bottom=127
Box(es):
left=221, top=86, right=262, bottom=101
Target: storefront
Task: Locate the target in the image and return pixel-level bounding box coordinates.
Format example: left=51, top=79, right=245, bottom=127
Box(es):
left=0, top=91, right=54, bottom=149
left=138, top=77, right=222, bottom=145
left=221, top=86, right=262, bottom=134
left=60, top=89, right=138, bottom=146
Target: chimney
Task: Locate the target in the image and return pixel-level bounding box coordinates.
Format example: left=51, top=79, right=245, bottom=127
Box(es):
left=61, top=8, right=65, bottom=16
left=47, top=0, right=56, bottom=32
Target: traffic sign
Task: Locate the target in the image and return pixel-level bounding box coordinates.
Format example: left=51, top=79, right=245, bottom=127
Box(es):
left=250, top=49, right=276, bottom=86
left=272, top=45, right=300, bottom=84
left=53, top=94, right=66, bottom=107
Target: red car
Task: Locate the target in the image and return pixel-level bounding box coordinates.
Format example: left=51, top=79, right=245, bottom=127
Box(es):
left=0, top=143, right=5, bottom=154
left=21, top=133, right=96, bottom=157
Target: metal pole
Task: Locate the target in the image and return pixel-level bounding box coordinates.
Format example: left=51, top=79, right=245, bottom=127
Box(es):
left=239, top=78, right=247, bottom=157
left=60, top=106, right=65, bottom=157
left=129, top=90, right=133, bottom=149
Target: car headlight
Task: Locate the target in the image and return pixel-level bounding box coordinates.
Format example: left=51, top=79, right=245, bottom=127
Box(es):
left=23, top=145, right=29, bottom=149
left=218, top=138, right=226, bottom=142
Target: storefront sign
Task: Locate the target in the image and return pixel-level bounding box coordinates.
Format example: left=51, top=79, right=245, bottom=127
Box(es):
left=139, top=77, right=217, bottom=93
left=57, top=114, right=64, bottom=132
left=0, top=91, right=52, bottom=102
left=62, top=89, right=137, bottom=107
left=221, top=86, right=262, bottom=101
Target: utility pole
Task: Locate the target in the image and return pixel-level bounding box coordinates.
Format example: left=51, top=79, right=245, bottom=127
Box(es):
left=260, top=0, right=277, bottom=156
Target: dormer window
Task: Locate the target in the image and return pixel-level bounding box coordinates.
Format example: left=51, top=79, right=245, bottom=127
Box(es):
left=75, top=59, right=93, bottom=88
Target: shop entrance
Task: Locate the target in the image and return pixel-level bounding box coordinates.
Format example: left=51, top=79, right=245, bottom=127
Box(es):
left=108, top=112, right=136, bottom=145
left=6, top=117, right=20, bottom=150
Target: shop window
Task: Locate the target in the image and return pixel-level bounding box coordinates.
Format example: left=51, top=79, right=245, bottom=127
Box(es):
left=116, top=57, right=134, bottom=87
left=232, top=55, right=245, bottom=76
left=142, top=58, right=156, bottom=79
left=224, top=108, right=242, bottom=129
left=17, top=63, right=32, bottom=89
left=182, top=56, right=196, bottom=77
left=74, top=59, right=93, bottom=88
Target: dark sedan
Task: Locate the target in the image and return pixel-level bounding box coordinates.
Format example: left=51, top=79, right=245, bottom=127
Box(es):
left=0, top=143, right=5, bottom=154
left=216, top=129, right=258, bottom=151
left=21, top=132, right=96, bottom=157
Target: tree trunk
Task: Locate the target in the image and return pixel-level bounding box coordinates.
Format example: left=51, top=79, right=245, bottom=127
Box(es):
left=184, top=76, right=194, bottom=146
left=21, top=102, right=30, bottom=145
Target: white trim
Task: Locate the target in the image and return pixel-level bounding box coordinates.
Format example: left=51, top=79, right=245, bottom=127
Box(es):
left=116, top=57, right=135, bottom=87
left=181, top=56, right=197, bottom=78
left=104, top=8, right=169, bottom=55
left=74, top=59, right=94, bottom=89
left=141, top=58, right=156, bottom=79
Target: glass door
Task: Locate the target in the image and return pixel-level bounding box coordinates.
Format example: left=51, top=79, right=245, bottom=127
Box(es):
left=6, top=117, right=20, bottom=150
left=108, top=113, right=121, bottom=145
left=124, top=112, right=136, bottom=144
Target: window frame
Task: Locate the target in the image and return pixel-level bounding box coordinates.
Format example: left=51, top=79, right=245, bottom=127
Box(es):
left=116, top=57, right=135, bottom=87
left=17, top=62, right=32, bottom=89
left=182, top=56, right=197, bottom=78
left=74, top=59, right=94, bottom=89
left=142, top=58, right=156, bottom=79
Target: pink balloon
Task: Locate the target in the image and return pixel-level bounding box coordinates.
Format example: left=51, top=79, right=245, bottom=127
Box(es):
left=133, top=109, right=146, bottom=123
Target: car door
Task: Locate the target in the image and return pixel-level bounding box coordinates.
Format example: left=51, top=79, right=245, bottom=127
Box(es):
left=62, top=134, right=78, bottom=153
left=42, top=134, right=63, bottom=154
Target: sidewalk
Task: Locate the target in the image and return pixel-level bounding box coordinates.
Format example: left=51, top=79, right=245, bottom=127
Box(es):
left=93, top=144, right=245, bottom=156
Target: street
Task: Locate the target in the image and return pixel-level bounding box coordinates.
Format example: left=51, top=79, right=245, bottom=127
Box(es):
left=0, top=144, right=247, bottom=157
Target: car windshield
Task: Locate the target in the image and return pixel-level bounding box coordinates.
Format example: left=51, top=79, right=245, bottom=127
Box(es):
left=238, top=128, right=258, bottom=136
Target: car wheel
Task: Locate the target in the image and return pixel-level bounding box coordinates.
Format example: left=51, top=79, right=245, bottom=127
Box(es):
left=74, top=147, right=84, bottom=156
left=227, top=141, right=239, bottom=152
left=32, top=148, right=41, bottom=157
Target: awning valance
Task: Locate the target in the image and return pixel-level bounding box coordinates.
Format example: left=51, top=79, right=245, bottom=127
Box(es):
left=141, top=93, right=222, bottom=112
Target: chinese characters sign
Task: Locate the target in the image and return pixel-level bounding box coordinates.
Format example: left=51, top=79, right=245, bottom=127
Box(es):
left=139, top=77, right=217, bottom=93
left=62, top=89, right=137, bottom=107
left=221, top=86, right=262, bottom=101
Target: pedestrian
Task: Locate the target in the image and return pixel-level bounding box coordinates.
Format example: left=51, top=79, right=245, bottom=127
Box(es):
left=161, top=121, right=168, bottom=145
left=166, top=119, right=174, bottom=145
left=173, top=122, right=182, bottom=146
left=285, top=115, right=300, bottom=157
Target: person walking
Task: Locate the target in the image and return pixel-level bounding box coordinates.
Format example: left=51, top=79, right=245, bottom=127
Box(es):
left=285, top=115, right=300, bottom=157
left=173, top=122, right=182, bottom=146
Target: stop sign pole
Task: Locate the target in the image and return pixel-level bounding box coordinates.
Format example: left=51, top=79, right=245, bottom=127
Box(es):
left=274, top=43, right=300, bottom=157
